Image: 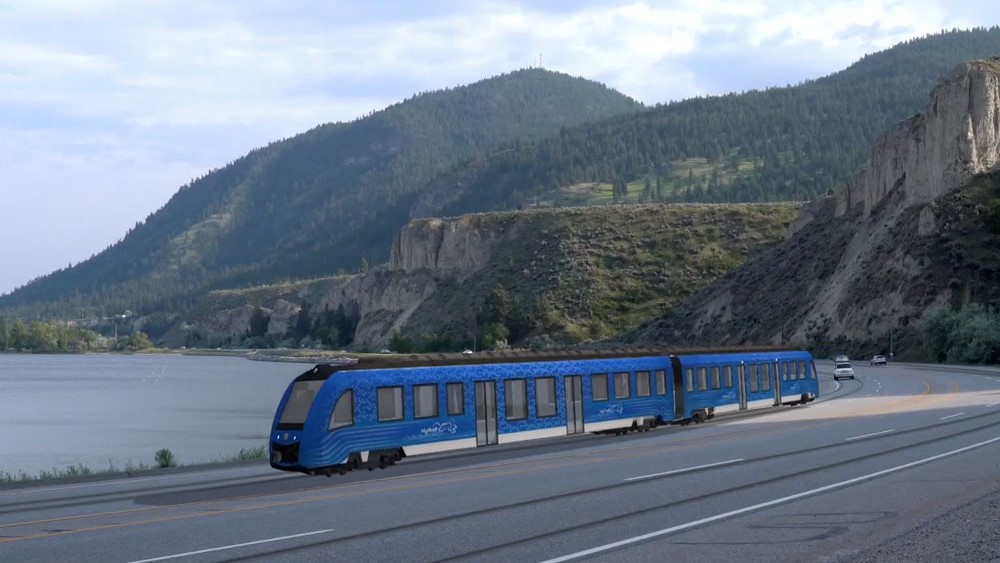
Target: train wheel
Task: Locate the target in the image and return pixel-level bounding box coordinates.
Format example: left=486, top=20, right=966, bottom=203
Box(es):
left=692, top=411, right=704, bottom=424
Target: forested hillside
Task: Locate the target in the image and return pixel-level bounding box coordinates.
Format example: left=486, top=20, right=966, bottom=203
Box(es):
left=427, top=28, right=1000, bottom=217
left=0, top=69, right=642, bottom=319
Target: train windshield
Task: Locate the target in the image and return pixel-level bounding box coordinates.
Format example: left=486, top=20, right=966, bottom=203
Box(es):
left=278, top=380, right=325, bottom=425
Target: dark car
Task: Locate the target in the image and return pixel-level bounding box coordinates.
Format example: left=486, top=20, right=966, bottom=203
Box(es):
left=871, top=355, right=887, bottom=366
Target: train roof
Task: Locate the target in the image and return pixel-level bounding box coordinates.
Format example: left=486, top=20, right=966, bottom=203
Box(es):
left=293, top=345, right=803, bottom=381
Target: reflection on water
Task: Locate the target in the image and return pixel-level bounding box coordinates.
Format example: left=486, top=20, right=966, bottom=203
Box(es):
left=0, top=354, right=296, bottom=474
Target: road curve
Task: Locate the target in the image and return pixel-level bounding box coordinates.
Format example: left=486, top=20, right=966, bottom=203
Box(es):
left=2, top=361, right=999, bottom=562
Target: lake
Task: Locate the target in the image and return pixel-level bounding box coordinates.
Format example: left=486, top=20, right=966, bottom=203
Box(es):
left=0, top=353, right=298, bottom=476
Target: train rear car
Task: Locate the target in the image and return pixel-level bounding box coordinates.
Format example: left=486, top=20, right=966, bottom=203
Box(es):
left=672, top=349, right=817, bottom=423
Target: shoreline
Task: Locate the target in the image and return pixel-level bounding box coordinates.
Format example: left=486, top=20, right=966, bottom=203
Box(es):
left=0, top=456, right=272, bottom=490
left=1, top=347, right=359, bottom=364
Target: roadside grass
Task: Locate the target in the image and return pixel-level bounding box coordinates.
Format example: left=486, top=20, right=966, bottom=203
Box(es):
left=220, top=443, right=269, bottom=463
left=0, top=443, right=271, bottom=485
left=0, top=460, right=153, bottom=485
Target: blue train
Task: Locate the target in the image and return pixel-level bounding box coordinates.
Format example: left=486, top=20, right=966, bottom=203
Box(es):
left=269, top=348, right=817, bottom=475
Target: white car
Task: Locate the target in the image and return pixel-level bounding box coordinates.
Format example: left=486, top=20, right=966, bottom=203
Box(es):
left=833, top=361, right=855, bottom=381
left=871, top=355, right=887, bottom=365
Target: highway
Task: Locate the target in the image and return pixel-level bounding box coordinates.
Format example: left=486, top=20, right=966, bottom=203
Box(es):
left=2, top=361, right=1000, bottom=562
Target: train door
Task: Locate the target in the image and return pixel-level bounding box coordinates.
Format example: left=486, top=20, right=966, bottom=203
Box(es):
left=564, top=376, right=584, bottom=434
left=772, top=361, right=782, bottom=406
left=737, top=364, right=748, bottom=410
left=474, top=381, right=498, bottom=446
left=670, top=356, right=685, bottom=420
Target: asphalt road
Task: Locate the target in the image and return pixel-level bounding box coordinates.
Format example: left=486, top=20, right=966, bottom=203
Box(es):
left=2, top=361, right=999, bottom=562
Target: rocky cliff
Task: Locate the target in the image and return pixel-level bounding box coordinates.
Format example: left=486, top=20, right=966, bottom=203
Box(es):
left=632, top=59, right=1000, bottom=355
left=838, top=60, right=1000, bottom=215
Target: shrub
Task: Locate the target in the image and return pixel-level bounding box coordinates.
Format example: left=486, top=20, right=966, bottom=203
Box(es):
left=154, top=448, right=177, bottom=468
left=921, top=304, right=1000, bottom=364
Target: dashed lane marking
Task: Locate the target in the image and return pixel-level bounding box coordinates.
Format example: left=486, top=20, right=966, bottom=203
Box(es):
left=126, top=528, right=336, bottom=563
left=624, top=459, right=744, bottom=482
left=845, top=429, right=895, bottom=441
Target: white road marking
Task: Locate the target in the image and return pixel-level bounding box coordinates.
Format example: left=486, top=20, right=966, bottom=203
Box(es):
left=624, top=459, right=744, bottom=482
left=539, top=436, right=1000, bottom=563
left=987, top=402, right=1000, bottom=408
left=845, top=429, right=895, bottom=441
left=940, top=412, right=965, bottom=420
left=126, top=529, right=335, bottom=562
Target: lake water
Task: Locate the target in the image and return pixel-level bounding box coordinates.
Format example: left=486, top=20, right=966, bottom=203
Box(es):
left=0, top=353, right=299, bottom=475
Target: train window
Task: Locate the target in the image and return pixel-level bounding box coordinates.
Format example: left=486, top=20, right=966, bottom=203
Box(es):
left=749, top=365, right=759, bottom=393
left=723, top=366, right=733, bottom=388
left=802, top=361, right=810, bottom=379
left=279, top=380, right=324, bottom=426
left=536, top=378, right=557, bottom=417
left=377, top=386, right=404, bottom=421
left=685, top=368, right=694, bottom=392
left=447, top=382, right=464, bottom=415
left=413, top=384, right=438, bottom=419
left=614, top=372, right=630, bottom=399
left=697, top=367, right=708, bottom=391
left=781, top=362, right=788, bottom=381
left=592, top=374, right=609, bottom=401
left=636, top=371, right=651, bottom=397
left=655, top=370, right=666, bottom=395
left=505, top=379, right=528, bottom=420
left=328, top=390, right=354, bottom=431
left=761, top=364, right=771, bottom=391
left=711, top=366, right=721, bottom=390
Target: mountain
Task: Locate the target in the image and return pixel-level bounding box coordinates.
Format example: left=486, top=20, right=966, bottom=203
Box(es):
left=7, top=27, right=1000, bottom=338
left=0, top=69, right=642, bottom=318
left=415, top=27, right=1000, bottom=217
left=628, top=59, right=1000, bottom=359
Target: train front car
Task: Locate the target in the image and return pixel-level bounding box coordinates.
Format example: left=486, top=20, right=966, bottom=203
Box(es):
left=270, top=364, right=342, bottom=474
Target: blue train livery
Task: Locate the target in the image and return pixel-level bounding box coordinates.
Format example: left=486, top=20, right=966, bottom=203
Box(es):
left=270, top=348, right=817, bottom=475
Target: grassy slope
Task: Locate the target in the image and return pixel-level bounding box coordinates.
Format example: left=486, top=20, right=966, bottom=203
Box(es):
left=401, top=203, right=802, bottom=345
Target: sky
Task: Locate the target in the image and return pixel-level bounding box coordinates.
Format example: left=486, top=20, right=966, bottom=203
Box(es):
left=1, top=0, right=998, bottom=296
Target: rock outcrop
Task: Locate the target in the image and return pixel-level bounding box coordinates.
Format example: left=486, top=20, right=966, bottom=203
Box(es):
left=838, top=60, right=1000, bottom=215
left=389, top=216, right=501, bottom=281
left=632, top=60, right=1000, bottom=355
